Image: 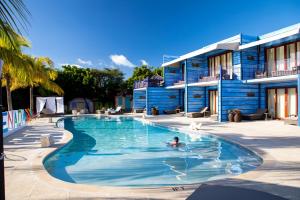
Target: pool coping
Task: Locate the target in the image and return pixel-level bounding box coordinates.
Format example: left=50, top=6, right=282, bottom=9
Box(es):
left=32, top=114, right=285, bottom=199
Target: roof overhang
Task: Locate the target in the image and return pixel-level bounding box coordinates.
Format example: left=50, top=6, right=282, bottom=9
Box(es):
left=165, top=84, right=185, bottom=89
left=239, top=27, right=300, bottom=50
left=188, top=80, right=219, bottom=87
left=162, top=42, right=240, bottom=68
left=243, top=75, right=298, bottom=84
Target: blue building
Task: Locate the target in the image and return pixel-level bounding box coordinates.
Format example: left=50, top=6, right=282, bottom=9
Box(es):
left=133, top=24, right=300, bottom=126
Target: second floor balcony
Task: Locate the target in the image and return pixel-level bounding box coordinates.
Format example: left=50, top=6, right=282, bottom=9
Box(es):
left=198, top=69, right=232, bottom=82
left=251, top=61, right=300, bottom=79
left=134, top=75, right=164, bottom=89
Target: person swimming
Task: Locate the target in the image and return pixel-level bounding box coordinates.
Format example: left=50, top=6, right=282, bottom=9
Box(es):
left=167, top=136, right=185, bottom=147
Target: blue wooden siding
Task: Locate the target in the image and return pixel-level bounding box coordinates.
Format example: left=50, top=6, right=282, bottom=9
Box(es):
left=133, top=90, right=146, bottom=109
left=146, top=88, right=180, bottom=115
left=186, top=58, right=206, bottom=84
left=187, top=86, right=206, bottom=112
left=219, top=80, right=259, bottom=121
left=164, top=66, right=182, bottom=86
left=241, top=47, right=259, bottom=80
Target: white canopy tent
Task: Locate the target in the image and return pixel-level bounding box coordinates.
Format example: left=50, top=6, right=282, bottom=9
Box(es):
left=36, top=97, right=64, bottom=114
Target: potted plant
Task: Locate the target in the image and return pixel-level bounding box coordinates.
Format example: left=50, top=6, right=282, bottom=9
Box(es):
left=228, top=110, right=234, bottom=122
left=233, top=109, right=241, bottom=122
left=151, top=106, right=159, bottom=115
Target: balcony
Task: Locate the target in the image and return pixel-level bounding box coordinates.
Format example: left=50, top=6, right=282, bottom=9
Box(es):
left=134, top=76, right=164, bottom=89
left=254, top=66, right=300, bottom=79
left=199, top=70, right=232, bottom=82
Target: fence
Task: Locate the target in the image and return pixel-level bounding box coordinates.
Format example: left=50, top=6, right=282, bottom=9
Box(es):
left=2, top=109, right=29, bottom=137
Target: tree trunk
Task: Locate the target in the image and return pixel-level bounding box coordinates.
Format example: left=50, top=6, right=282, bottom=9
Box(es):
left=5, top=75, right=13, bottom=111
left=30, top=87, right=34, bottom=111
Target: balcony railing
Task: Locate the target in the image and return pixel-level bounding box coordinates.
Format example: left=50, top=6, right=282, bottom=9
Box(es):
left=255, top=66, right=300, bottom=79
left=173, top=80, right=185, bottom=86
left=134, top=79, right=164, bottom=89
left=199, top=70, right=232, bottom=82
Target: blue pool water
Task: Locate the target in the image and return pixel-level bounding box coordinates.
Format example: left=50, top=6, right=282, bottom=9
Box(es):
left=44, top=116, right=262, bottom=187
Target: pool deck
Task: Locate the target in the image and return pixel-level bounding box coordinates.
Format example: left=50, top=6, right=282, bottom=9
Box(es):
left=4, top=114, right=300, bottom=200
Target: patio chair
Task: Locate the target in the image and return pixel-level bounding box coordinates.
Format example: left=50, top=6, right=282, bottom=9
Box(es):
left=187, top=107, right=208, bottom=118
left=284, top=115, right=298, bottom=126
left=108, top=106, right=123, bottom=115
left=163, top=109, right=177, bottom=114
left=242, top=109, right=267, bottom=120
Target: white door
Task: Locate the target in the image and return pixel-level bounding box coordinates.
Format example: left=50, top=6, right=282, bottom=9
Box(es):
left=287, top=88, right=297, bottom=117
left=210, top=91, right=218, bottom=115
left=276, top=89, right=285, bottom=119
left=268, top=89, right=276, bottom=118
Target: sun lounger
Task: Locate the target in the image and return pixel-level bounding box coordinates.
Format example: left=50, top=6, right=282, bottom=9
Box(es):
left=284, top=116, right=298, bottom=125
left=242, top=109, right=267, bottom=120
left=187, top=107, right=208, bottom=118
left=108, top=106, right=123, bottom=115
left=163, top=110, right=177, bottom=114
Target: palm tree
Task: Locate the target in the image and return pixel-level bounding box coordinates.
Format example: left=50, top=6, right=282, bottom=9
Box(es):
left=0, top=1, right=30, bottom=199
left=10, top=56, right=64, bottom=110
left=0, top=26, right=31, bottom=110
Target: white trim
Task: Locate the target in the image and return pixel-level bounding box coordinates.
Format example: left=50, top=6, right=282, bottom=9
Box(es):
left=134, top=87, right=146, bottom=91
left=188, top=80, right=219, bottom=87
left=165, top=84, right=185, bottom=89
left=243, top=75, right=298, bottom=84
left=162, top=35, right=241, bottom=67
left=240, top=27, right=300, bottom=50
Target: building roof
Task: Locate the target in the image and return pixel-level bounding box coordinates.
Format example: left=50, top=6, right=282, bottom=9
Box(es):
left=239, top=23, right=300, bottom=50
left=161, top=35, right=241, bottom=67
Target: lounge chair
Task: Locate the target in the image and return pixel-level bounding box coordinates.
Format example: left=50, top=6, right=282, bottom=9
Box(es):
left=163, top=109, right=177, bottom=114
left=284, top=116, right=298, bottom=125
left=108, top=106, right=123, bottom=115
left=242, top=109, right=267, bottom=120
left=187, top=107, right=208, bottom=118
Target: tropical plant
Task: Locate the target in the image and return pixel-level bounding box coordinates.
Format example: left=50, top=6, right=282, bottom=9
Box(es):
left=10, top=56, right=64, bottom=110
left=0, top=0, right=30, bottom=45
left=0, top=26, right=31, bottom=110
left=55, top=65, right=125, bottom=106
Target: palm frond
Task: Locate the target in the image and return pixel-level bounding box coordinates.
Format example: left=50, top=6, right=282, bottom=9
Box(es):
left=0, top=0, right=30, bottom=46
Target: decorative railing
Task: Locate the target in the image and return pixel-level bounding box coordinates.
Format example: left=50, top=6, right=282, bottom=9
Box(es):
left=173, top=80, right=185, bottom=86
left=255, top=66, right=300, bottom=79
left=134, top=79, right=163, bottom=89
left=199, top=70, right=232, bottom=82
left=163, top=55, right=179, bottom=64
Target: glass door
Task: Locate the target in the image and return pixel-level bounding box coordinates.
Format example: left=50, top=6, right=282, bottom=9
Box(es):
left=287, top=88, right=297, bottom=117
left=276, top=88, right=285, bottom=119
left=267, top=89, right=276, bottom=118
left=209, top=90, right=218, bottom=115
left=268, top=88, right=298, bottom=119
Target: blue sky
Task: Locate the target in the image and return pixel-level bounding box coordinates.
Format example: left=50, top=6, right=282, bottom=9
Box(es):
left=25, top=0, right=300, bottom=78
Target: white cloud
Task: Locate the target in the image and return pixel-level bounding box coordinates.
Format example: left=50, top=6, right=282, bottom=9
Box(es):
left=140, top=59, right=149, bottom=66
left=110, top=54, right=135, bottom=68
left=77, top=58, right=92, bottom=66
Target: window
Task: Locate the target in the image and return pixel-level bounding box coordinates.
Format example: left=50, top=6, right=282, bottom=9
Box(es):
left=286, top=43, right=296, bottom=70
left=208, top=52, right=232, bottom=77
left=266, top=48, right=275, bottom=75
left=276, top=46, right=284, bottom=71
left=297, top=42, right=300, bottom=66
left=266, top=40, right=300, bottom=73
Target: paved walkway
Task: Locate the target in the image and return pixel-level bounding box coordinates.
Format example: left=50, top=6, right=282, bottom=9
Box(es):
left=4, top=115, right=300, bottom=199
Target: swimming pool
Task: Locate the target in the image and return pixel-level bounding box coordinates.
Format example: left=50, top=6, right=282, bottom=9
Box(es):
left=44, top=116, right=262, bottom=187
